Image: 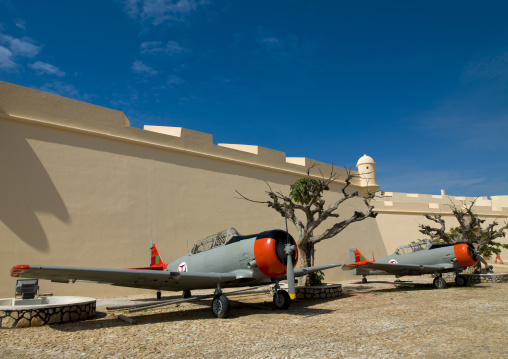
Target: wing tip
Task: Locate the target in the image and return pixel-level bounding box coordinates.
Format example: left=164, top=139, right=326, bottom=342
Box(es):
left=11, top=265, right=30, bottom=277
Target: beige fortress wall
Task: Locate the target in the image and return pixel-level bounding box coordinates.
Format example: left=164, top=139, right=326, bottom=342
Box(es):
left=0, top=81, right=384, bottom=298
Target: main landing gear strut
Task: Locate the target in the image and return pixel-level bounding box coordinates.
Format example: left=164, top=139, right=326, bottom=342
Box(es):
left=433, top=274, right=447, bottom=289
left=433, top=272, right=469, bottom=289
left=211, top=283, right=230, bottom=318
left=272, top=280, right=291, bottom=310
left=454, top=274, right=468, bottom=287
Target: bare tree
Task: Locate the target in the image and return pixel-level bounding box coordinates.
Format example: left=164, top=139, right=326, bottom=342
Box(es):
left=419, top=198, right=508, bottom=258
left=236, top=165, right=377, bottom=286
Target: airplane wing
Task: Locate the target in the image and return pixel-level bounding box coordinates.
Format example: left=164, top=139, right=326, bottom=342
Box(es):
left=342, top=262, right=449, bottom=275
left=11, top=265, right=237, bottom=291
left=12, top=263, right=342, bottom=291
left=274, top=264, right=341, bottom=281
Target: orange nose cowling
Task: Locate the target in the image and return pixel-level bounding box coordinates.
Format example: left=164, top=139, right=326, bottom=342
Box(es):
left=254, top=237, right=297, bottom=278
left=454, top=243, right=477, bottom=268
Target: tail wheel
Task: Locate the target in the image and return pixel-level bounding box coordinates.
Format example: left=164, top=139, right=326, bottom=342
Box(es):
left=455, top=275, right=468, bottom=286
left=211, top=295, right=230, bottom=318
left=433, top=277, right=447, bottom=289
left=273, top=289, right=291, bottom=310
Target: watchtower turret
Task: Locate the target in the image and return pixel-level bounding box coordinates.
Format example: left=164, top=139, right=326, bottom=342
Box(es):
left=356, top=154, right=379, bottom=195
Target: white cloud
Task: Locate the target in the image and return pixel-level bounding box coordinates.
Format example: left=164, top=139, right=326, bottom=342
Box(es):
left=0, top=32, right=42, bottom=72
left=0, top=45, right=16, bottom=70
left=167, top=75, right=184, bottom=84
left=141, top=41, right=163, bottom=52
left=380, top=168, right=487, bottom=196
left=131, top=60, right=158, bottom=75
left=141, top=40, right=187, bottom=56
left=413, top=51, right=508, bottom=152
left=262, top=37, right=280, bottom=44
left=253, top=27, right=313, bottom=64
left=124, top=0, right=197, bottom=25
left=0, top=34, right=40, bottom=57
left=463, top=52, right=508, bottom=84
left=166, top=40, right=185, bottom=55
left=29, top=61, right=65, bottom=77
left=124, top=0, right=141, bottom=18
left=15, top=19, right=27, bottom=30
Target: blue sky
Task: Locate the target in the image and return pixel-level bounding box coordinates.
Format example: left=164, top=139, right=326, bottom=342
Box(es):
left=1, top=1, right=507, bottom=197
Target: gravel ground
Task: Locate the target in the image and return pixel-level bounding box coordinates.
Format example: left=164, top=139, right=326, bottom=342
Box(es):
left=1, top=277, right=507, bottom=359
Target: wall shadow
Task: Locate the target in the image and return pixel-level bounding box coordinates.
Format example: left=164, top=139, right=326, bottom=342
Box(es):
left=0, top=120, right=70, bottom=252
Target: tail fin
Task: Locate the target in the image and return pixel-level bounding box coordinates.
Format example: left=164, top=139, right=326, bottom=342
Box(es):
left=150, top=241, right=166, bottom=269
left=130, top=242, right=167, bottom=271
left=349, top=247, right=374, bottom=266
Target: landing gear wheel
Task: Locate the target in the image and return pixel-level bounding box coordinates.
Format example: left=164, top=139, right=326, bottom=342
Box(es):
left=433, top=276, right=447, bottom=289
left=362, top=277, right=368, bottom=283
left=273, top=290, right=291, bottom=310
left=157, top=291, right=161, bottom=300
left=455, top=275, right=468, bottom=286
left=211, top=295, right=230, bottom=318
left=182, top=290, right=192, bottom=298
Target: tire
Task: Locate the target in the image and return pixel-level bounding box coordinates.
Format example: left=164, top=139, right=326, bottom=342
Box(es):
left=455, top=275, right=468, bottom=286
left=211, top=295, right=230, bottom=318
left=182, top=290, right=192, bottom=298
left=157, top=291, right=162, bottom=300
left=433, top=277, right=447, bottom=289
left=273, top=290, right=291, bottom=310
left=362, top=277, right=368, bottom=283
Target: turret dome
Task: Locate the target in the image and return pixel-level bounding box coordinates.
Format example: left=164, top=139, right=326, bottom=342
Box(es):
left=356, top=154, right=375, bottom=167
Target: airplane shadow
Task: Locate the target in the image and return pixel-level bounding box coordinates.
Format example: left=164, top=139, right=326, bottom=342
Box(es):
left=351, top=282, right=490, bottom=293
left=50, top=295, right=347, bottom=332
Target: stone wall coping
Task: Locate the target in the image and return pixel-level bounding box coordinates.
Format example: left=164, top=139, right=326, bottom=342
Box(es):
left=295, top=284, right=342, bottom=289
left=0, top=296, right=96, bottom=310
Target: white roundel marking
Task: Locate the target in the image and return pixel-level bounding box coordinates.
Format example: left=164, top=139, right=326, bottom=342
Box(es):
left=178, top=262, right=188, bottom=272
left=388, top=259, right=398, bottom=264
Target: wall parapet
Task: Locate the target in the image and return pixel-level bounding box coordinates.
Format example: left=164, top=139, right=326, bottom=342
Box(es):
left=373, top=192, right=508, bottom=218
left=0, top=81, right=366, bottom=190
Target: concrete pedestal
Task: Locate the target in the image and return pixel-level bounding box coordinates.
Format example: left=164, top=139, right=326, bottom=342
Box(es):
left=0, top=296, right=96, bottom=328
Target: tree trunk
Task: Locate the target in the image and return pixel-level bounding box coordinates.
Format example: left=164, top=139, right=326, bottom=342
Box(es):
left=297, top=240, right=315, bottom=286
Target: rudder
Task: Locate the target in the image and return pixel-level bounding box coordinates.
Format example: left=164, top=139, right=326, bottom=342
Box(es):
left=349, top=247, right=371, bottom=265
left=150, top=241, right=166, bottom=269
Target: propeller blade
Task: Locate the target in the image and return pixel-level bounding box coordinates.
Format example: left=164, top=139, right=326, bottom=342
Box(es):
left=286, top=249, right=296, bottom=300
left=283, top=203, right=296, bottom=299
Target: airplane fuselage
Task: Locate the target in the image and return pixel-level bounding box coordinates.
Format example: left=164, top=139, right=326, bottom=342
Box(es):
left=165, top=229, right=297, bottom=289
left=352, top=242, right=478, bottom=277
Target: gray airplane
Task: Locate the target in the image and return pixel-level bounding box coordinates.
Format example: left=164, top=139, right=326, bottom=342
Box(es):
left=342, top=240, right=491, bottom=288
left=11, top=228, right=340, bottom=317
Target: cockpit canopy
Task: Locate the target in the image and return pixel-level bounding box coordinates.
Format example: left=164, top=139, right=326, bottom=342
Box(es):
left=191, top=228, right=240, bottom=254
left=394, top=240, right=432, bottom=255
